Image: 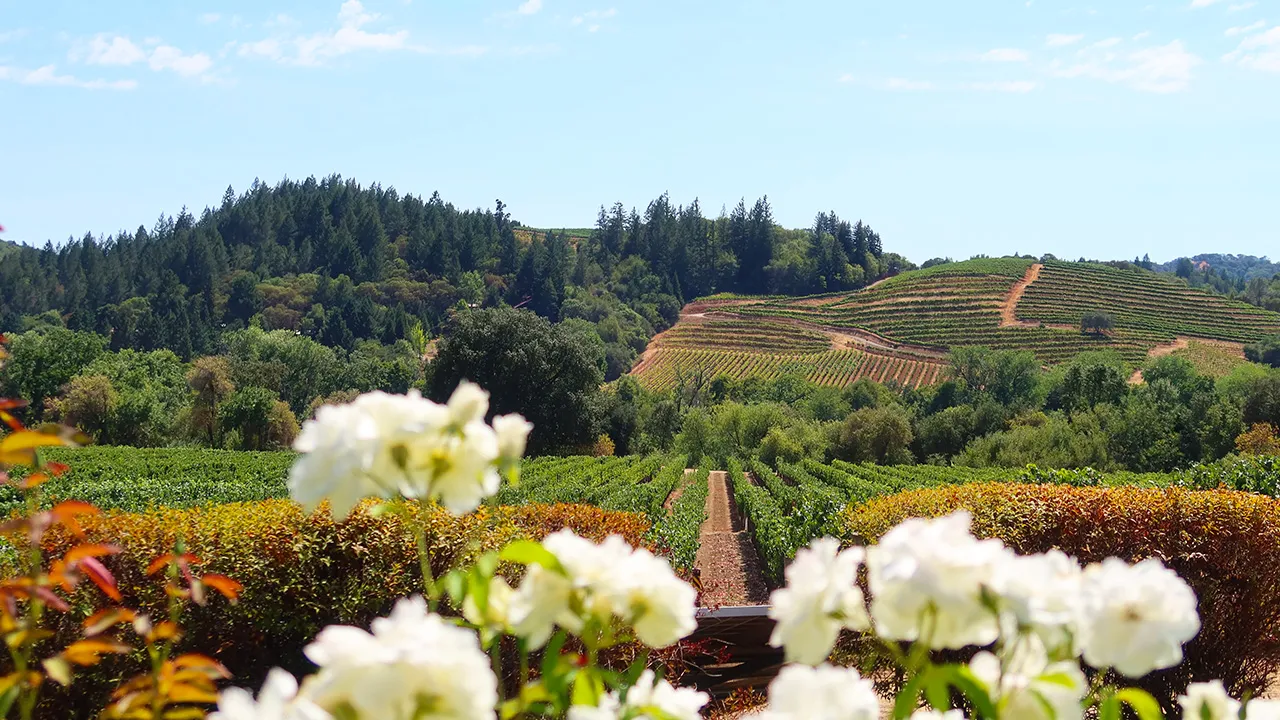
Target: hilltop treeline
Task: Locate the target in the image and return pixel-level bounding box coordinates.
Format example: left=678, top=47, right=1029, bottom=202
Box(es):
left=0, top=176, right=903, bottom=380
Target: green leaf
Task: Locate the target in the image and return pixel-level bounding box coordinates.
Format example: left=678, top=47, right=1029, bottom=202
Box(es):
left=0, top=684, right=20, bottom=718
left=1098, top=695, right=1122, bottom=720
left=500, top=541, right=561, bottom=570
left=893, top=671, right=927, bottom=720
left=940, top=665, right=999, bottom=720
left=475, top=551, right=500, bottom=578
left=1115, top=688, right=1164, bottom=720
left=572, top=670, right=601, bottom=707
left=924, top=667, right=953, bottom=711
left=442, top=570, right=466, bottom=606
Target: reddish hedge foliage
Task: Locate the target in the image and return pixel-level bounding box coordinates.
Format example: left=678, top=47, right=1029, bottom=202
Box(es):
left=17, top=500, right=652, bottom=718
left=838, top=483, right=1280, bottom=708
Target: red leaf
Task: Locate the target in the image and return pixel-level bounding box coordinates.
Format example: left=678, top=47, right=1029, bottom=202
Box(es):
left=34, top=587, right=69, bottom=613
left=200, top=574, right=242, bottom=602
left=79, top=557, right=122, bottom=602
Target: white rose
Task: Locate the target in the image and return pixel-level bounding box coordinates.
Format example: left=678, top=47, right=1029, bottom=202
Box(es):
left=463, top=576, right=513, bottom=633
left=969, top=635, right=1086, bottom=720
left=761, top=664, right=879, bottom=720
left=1178, top=681, right=1240, bottom=720
left=866, top=511, right=1012, bottom=649
left=992, top=549, right=1084, bottom=653
left=508, top=563, right=579, bottom=648
left=611, top=549, right=698, bottom=648
left=768, top=538, right=870, bottom=666
left=303, top=596, right=497, bottom=720
left=1078, top=557, right=1200, bottom=677
left=1245, top=699, right=1280, bottom=720
left=446, top=381, right=490, bottom=426
left=621, top=670, right=709, bottom=720
left=493, top=413, right=533, bottom=463
left=209, top=668, right=331, bottom=720
left=289, top=401, right=391, bottom=518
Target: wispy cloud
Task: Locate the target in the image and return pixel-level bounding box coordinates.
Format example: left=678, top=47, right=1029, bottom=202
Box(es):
left=1227, top=20, right=1267, bottom=35
left=981, top=48, right=1029, bottom=62
left=241, top=0, right=485, bottom=66
left=1190, top=0, right=1227, bottom=7
left=83, top=35, right=148, bottom=66
left=517, top=0, right=543, bottom=15
left=149, top=46, right=213, bottom=76
left=1046, top=33, right=1084, bottom=47
left=0, top=29, right=28, bottom=44
left=1229, top=2, right=1258, bottom=10
left=199, top=13, right=221, bottom=25
left=0, top=64, right=136, bottom=90
left=967, top=80, right=1039, bottom=92
left=571, top=8, right=617, bottom=32
left=1052, top=39, right=1201, bottom=93
left=1225, top=26, right=1280, bottom=72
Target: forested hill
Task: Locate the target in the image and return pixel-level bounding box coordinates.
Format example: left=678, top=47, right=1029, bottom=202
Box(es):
left=0, top=176, right=903, bottom=378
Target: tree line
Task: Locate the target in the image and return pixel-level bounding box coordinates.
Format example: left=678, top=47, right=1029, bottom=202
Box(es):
left=0, top=176, right=904, bottom=382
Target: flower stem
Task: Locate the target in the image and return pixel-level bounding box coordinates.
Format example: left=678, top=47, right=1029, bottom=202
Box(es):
left=412, top=509, right=437, bottom=610
left=491, top=638, right=505, bottom=702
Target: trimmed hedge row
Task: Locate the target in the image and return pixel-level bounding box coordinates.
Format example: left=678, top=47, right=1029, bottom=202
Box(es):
left=837, top=483, right=1280, bottom=709
left=15, top=500, right=652, bottom=719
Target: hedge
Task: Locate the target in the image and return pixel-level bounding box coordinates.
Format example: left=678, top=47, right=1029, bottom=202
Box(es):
left=10, top=500, right=652, bottom=719
left=837, top=483, right=1280, bottom=710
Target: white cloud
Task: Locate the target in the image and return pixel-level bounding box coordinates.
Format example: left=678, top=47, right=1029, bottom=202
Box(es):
left=1225, top=25, right=1280, bottom=71
left=1133, top=31, right=1152, bottom=40
left=1, top=63, right=136, bottom=90
left=968, top=80, right=1039, bottom=92
left=1052, top=39, right=1201, bottom=92
left=0, top=29, right=28, bottom=43
left=517, top=0, right=543, bottom=15
left=1046, top=33, right=1084, bottom=47
left=200, top=13, right=221, bottom=24
left=981, top=48, right=1029, bottom=62
left=1225, top=20, right=1266, bottom=35
left=1190, top=0, right=1226, bottom=7
left=1230, top=2, right=1258, bottom=10
left=85, top=35, right=147, bottom=66
left=884, top=77, right=934, bottom=91
left=149, top=46, right=214, bottom=76
left=837, top=73, right=855, bottom=83
left=238, top=38, right=284, bottom=60
left=1088, top=37, right=1123, bottom=48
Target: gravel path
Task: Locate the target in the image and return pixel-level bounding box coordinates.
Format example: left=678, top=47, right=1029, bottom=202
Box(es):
left=695, top=471, right=770, bottom=607
left=1000, top=262, right=1043, bottom=327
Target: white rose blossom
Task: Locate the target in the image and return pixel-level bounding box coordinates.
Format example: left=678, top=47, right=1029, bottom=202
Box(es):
left=756, top=664, right=880, bottom=720
left=1178, top=680, right=1241, bottom=720
left=1077, top=556, right=1200, bottom=677
left=768, top=538, right=870, bottom=665
left=866, top=511, right=1013, bottom=649
left=1246, top=699, right=1280, bottom=719
left=209, top=668, right=330, bottom=720
left=568, top=670, right=707, bottom=720
left=302, top=596, right=497, bottom=720
left=510, top=530, right=696, bottom=649
left=288, top=383, right=530, bottom=518
left=969, top=634, right=1087, bottom=720
left=992, top=549, right=1084, bottom=652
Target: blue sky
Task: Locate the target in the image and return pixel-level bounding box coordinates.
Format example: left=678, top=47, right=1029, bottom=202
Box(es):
left=1, top=0, right=1277, bottom=264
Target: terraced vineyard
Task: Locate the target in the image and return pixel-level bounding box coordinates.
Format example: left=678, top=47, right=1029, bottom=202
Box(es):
left=633, top=346, right=945, bottom=391
left=1017, top=260, right=1280, bottom=345
left=695, top=257, right=1280, bottom=368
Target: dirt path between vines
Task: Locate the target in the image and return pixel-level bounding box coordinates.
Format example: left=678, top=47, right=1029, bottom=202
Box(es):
left=695, top=471, right=770, bottom=607
left=663, top=468, right=694, bottom=513
left=1000, top=263, right=1043, bottom=327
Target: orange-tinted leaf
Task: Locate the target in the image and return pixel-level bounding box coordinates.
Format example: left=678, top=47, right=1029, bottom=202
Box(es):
left=80, top=557, right=122, bottom=602
left=44, top=461, right=69, bottom=476
left=17, top=472, right=48, bottom=489
left=145, top=552, right=200, bottom=576
left=0, top=430, right=72, bottom=464
left=84, top=608, right=136, bottom=636
left=63, top=639, right=131, bottom=666
left=0, top=410, right=24, bottom=433
left=165, top=682, right=218, bottom=705
left=172, top=654, right=228, bottom=675
left=163, top=709, right=213, bottom=720
left=65, top=543, right=121, bottom=565
left=200, top=574, right=241, bottom=602
left=149, top=621, right=181, bottom=642
left=5, top=629, right=54, bottom=649
left=50, top=500, right=100, bottom=519
left=0, top=399, right=27, bottom=411
left=0, top=672, right=23, bottom=695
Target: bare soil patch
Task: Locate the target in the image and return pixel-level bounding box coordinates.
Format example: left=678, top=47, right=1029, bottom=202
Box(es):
left=664, top=468, right=695, bottom=514
left=1000, top=263, right=1043, bottom=327
left=696, top=471, right=770, bottom=607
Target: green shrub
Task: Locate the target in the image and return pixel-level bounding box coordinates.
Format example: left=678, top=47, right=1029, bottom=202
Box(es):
left=648, top=467, right=709, bottom=573
left=838, top=483, right=1280, bottom=709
